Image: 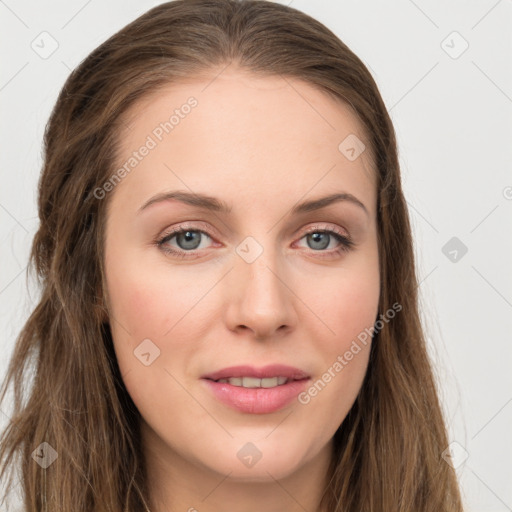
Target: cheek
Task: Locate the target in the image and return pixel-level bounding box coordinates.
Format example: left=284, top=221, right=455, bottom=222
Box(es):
left=303, top=258, right=380, bottom=347
left=294, top=257, right=379, bottom=415
left=317, top=277, right=378, bottom=374
left=104, top=248, right=223, bottom=395
left=105, top=248, right=210, bottom=341
left=334, top=278, right=379, bottom=338
left=104, top=260, right=204, bottom=419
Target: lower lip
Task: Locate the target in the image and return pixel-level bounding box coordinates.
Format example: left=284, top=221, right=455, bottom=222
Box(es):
left=202, top=378, right=310, bottom=414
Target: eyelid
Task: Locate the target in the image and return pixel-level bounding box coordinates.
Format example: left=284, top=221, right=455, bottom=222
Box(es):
left=300, top=223, right=349, bottom=238
left=157, top=221, right=218, bottom=241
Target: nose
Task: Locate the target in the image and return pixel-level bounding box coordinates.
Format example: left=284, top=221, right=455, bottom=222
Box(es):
left=224, top=245, right=298, bottom=340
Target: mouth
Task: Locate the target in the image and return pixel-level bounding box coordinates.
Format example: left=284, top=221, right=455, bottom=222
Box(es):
left=201, top=363, right=310, bottom=382
left=209, top=376, right=293, bottom=388
left=201, top=364, right=311, bottom=414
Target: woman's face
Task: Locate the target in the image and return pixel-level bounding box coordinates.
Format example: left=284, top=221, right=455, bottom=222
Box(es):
left=104, top=68, right=380, bottom=486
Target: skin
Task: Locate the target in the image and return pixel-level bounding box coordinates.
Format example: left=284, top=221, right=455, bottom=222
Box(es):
left=103, top=66, right=380, bottom=512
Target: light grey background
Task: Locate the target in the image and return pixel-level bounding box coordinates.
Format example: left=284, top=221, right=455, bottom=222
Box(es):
left=1, top=1, right=511, bottom=511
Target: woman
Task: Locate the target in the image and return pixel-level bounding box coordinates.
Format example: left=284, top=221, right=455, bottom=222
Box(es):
left=0, top=0, right=464, bottom=510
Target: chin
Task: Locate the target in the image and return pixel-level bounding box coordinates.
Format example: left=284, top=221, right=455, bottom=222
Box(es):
left=200, top=436, right=314, bottom=482
left=212, top=458, right=304, bottom=483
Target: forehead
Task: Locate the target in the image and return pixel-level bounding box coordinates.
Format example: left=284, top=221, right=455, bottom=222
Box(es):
left=110, top=67, right=376, bottom=216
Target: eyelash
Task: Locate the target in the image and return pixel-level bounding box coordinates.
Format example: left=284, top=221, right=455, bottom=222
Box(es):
left=154, top=223, right=355, bottom=260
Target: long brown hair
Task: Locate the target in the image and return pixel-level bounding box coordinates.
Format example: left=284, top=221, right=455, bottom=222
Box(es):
left=0, top=1, right=464, bottom=510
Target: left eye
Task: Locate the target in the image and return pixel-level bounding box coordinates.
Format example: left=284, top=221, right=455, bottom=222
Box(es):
left=297, top=231, right=344, bottom=251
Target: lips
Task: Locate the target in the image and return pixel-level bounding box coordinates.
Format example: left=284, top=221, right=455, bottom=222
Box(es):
left=201, top=364, right=311, bottom=414
left=201, top=364, right=310, bottom=381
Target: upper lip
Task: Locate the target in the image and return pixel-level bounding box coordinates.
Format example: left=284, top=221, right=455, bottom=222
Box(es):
left=201, top=364, right=310, bottom=381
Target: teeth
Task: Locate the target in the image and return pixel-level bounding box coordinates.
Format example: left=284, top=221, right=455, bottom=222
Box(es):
left=242, top=376, right=261, bottom=388
left=216, top=376, right=289, bottom=388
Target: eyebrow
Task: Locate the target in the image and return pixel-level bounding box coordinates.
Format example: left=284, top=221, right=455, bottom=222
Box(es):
left=137, top=190, right=368, bottom=216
